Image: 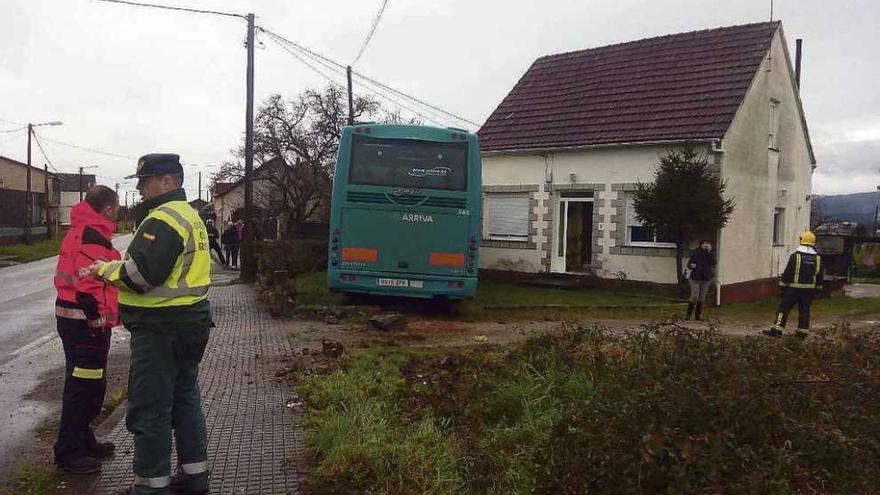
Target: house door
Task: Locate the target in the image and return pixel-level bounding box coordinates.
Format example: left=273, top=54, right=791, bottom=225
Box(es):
left=551, top=195, right=594, bottom=273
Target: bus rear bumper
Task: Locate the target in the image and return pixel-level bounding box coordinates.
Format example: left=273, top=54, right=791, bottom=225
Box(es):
left=327, top=269, right=477, bottom=300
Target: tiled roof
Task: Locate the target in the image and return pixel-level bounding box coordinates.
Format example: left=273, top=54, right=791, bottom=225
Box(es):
left=212, top=182, right=236, bottom=197
left=478, top=21, right=780, bottom=152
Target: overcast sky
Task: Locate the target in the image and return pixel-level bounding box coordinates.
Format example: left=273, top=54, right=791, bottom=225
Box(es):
left=1, top=0, right=878, bottom=198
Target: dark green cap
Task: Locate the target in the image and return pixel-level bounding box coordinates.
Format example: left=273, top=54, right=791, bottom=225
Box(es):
left=126, top=153, right=184, bottom=179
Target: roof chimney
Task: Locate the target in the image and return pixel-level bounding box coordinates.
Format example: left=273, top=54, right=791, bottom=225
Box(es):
left=795, top=39, right=803, bottom=88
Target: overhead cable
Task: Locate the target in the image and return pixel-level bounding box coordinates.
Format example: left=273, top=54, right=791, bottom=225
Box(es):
left=351, top=0, right=390, bottom=66
left=31, top=131, right=60, bottom=173
left=0, top=126, right=27, bottom=133
left=94, top=0, right=246, bottom=19
left=265, top=34, right=445, bottom=127
left=258, top=27, right=479, bottom=129
left=39, top=137, right=138, bottom=160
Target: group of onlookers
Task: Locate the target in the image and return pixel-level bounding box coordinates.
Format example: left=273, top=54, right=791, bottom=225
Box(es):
left=205, top=218, right=244, bottom=269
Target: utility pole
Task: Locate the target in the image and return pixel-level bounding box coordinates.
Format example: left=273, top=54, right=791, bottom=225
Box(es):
left=198, top=171, right=202, bottom=201
left=24, top=124, right=32, bottom=244
left=347, top=65, right=354, bottom=125
left=115, top=182, right=119, bottom=198
left=79, top=165, right=98, bottom=201
left=241, top=12, right=257, bottom=281
left=44, top=164, right=51, bottom=240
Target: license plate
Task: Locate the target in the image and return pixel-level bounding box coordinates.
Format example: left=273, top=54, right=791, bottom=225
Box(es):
left=377, top=278, right=424, bottom=288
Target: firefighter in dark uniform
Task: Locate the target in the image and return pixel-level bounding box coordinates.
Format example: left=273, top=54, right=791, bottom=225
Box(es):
left=88, top=154, right=212, bottom=495
left=764, top=231, right=824, bottom=338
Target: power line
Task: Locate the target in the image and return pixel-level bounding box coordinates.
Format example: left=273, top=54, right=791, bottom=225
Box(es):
left=264, top=34, right=445, bottom=127
left=258, top=26, right=480, bottom=129
left=263, top=29, right=451, bottom=126
left=0, top=117, right=23, bottom=125
left=94, top=0, right=246, bottom=19
left=0, top=126, right=27, bottom=133
left=31, top=131, right=60, bottom=173
left=38, top=137, right=138, bottom=160
left=351, top=0, right=390, bottom=66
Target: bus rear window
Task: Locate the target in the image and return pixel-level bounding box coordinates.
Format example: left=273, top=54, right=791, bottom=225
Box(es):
left=349, top=136, right=468, bottom=191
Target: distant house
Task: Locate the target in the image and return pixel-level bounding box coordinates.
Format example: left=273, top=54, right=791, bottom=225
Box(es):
left=477, top=21, right=815, bottom=303
left=210, top=158, right=329, bottom=239
left=54, top=172, right=97, bottom=226
left=0, top=155, right=61, bottom=243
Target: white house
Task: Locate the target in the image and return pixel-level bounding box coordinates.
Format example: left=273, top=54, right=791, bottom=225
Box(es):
left=55, top=172, right=96, bottom=226
left=477, top=21, right=815, bottom=303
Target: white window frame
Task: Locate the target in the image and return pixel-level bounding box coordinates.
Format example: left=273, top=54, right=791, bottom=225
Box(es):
left=769, top=99, right=780, bottom=150
left=625, top=193, right=676, bottom=248
left=485, top=193, right=530, bottom=242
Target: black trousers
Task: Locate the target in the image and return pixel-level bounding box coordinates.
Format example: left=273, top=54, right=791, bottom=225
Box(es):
left=208, top=238, right=226, bottom=265
left=224, top=244, right=239, bottom=267
left=54, top=318, right=111, bottom=462
left=772, top=288, right=815, bottom=331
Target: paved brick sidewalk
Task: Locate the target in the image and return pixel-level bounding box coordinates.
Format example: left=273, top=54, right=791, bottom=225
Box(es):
left=78, top=281, right=302, bottom=494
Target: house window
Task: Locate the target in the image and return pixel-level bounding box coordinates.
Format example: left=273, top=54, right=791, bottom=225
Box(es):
left=769, top=99, right=780, bottom=149
left=626, top=193, right=676, bottom=248
left=485, top=193, right=530, bottom=241
left=773, top=208, right=784, bottom=245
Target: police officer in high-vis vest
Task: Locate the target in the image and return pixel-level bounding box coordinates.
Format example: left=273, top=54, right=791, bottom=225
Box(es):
left=764, top=230, right=824, bottom=339
left=88, top=154, right=211, bottom=495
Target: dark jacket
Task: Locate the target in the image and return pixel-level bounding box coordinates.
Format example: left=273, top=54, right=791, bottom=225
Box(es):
left=687, top=248, right=716, bottom=281
left=206, top=224, right=220, bottom=241
left=780, top=246, right=824, bottom=289
left=119, top=188, right=210, bottom=326
left=221, top=225, right=239, bottom=246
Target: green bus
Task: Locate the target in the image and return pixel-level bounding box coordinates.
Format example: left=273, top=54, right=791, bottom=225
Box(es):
left=327, top=124, right=481, bottom=299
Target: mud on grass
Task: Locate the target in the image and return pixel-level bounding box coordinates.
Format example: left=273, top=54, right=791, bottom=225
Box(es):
left=294, top=322, right=880, bottom=494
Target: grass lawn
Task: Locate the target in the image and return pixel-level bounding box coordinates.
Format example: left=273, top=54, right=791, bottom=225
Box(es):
left=295, top=323, right=880, bottom=494
left=291, top=271, right=880, bottom=322
left=0, top=238, right=61, bottom=263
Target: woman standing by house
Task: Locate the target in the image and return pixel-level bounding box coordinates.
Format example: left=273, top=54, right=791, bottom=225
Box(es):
left=686, top=240, right=716, bottom=321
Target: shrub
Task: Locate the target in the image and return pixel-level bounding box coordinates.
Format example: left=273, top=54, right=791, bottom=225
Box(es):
left=297, top=323, right=880, bottom=494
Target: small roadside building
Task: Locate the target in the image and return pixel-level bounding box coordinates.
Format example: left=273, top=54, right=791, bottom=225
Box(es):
left=477, top=21, right=816, bottom=303
left=0, top=155, right=61, bottom=244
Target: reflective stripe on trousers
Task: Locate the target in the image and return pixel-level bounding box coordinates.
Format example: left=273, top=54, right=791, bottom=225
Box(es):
left=134, top=474, right=172, bottom=489
left=72, top=367, right=104, bottom=379
left=56, top=306, right=87, bottom=320
left=179, top=460, right=208, bottom=474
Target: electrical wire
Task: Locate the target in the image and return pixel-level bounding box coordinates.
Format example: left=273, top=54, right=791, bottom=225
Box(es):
left=31, top=131, right=60, bottom=173
left=351, top=0, right=390, bottom=66
left=264, top=30, right=449, bottom=126
left=258, top=26, right=480, bottom=129
left=94, top=0, right=246, bottom=19
left=265, top=34, right=445, bottom=127
left=1, top=126, right=27, bottom=133
left=38, top=137, right=138, bottom=160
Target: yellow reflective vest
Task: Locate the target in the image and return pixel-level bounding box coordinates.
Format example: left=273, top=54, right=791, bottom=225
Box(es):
left=99, top=199, right=211, bottom=308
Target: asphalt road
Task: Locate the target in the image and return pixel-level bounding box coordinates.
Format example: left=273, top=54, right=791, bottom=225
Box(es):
left=0, top=234, right=132, bottom=479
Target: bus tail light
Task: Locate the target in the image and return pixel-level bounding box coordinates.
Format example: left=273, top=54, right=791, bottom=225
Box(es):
left=340, top=274, right=357, bottom=282
left=430, top=252, right=465, bottom=267
left=342, top=247, right=378, bottom=262
left=448, top=281, right=464, bottom=288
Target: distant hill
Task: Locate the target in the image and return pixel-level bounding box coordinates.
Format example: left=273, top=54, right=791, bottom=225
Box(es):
left=813, top=191, right=880, bottom=228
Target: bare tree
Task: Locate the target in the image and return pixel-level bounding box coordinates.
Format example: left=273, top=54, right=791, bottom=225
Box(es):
left=213, top=86, right=382, bottom=235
